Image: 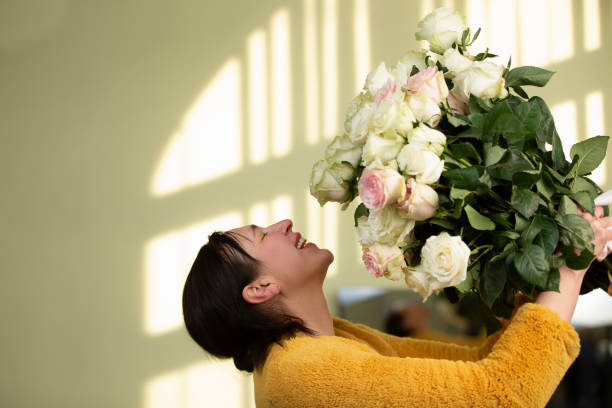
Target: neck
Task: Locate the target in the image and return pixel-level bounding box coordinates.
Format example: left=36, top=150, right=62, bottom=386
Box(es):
left=285, top=290, right=335, bottom=336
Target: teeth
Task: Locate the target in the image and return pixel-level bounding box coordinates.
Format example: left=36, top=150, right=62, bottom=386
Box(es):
left=296, top=237, right=306, bottom=249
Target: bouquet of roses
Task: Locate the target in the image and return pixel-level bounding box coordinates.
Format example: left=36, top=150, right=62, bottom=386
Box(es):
left=309, top=7, right=612, bottom=331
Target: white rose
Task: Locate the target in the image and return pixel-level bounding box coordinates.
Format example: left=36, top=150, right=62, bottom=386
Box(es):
left=404, top=67, right=448, bottom=127
left=406, top=95, right=442, bottom=127
left=309, top=160, right=355, bottom=206
left=325, top=134, right=363, bottom=167
left=392, top=50, right=429, bottom=83
left=357, top=205, right=415, bottom=247
left=364, top=62, right=395, bottom=96
left=452, top=61, right=509, bottom=103
left=397, top=144, right=444, bottom=184
left=404, top=266, right=437, bottom=301
left=415, top=7, right=467, bottom=55
left=362, top=131, right=405, bottom=167
left=370, top=97, right=400, bottom=134
left=421, top=232, right=470, bottom=287
left=344, top=100, right=376, bottom=144
left=439, top=48, right=473, bottom=77
left=407, top=123, right=446, bottom=156
left=395, top=101, right=417, bottom=134
left=397, top=178, right=439, bottom=221
left=361, top=243, right=407, bottom=281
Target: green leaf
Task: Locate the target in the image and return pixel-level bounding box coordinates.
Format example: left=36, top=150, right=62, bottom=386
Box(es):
left=559, top=195, right=579, bottom=215
left=353, top=203, right=369, bottom=227
left=520, top=217, right=542, bottom=247
left=464, top=205, right=496, bottom=230
left=569, top=136, right=609, bottom=176
left=514, top=99, right=542, bottom=136
left=512, top=170, right=540, bottom=188
left=512, top=86, right=529, bottom=99
left=511, top=189, right=539, bottom=218
left=546, top=268, right=560, bottom=291
left=481, top=259, right=508, bottom=307
left=429, top=217, right=459, bottom=229
left=514, top=244, right=549, bottom=288
left=570, top=191, right=595, bottom=214
left=530, top=97, right=567, bottom=171
left=536, top=174, right=555, bottom=200
left=493, top=114, right=526, bottom=151
left=555, top=214, right=595, bottom=250
left=505, top=66, right=555, bottom=88
left=444, top=167, right=481, bottom=189
left=561, top=246, right=594, bottom=270
left=571, top=176, right=600, bottom=197
left=515, top=214, right=530, bottom=232
left=447, top=114, right=469, bottom=127
left=450, top=187, right=471, bottom=200
left=487, top=151, right=533, bottom=180
left=533, top=215, right=559, bottom=255
left=450, top=143, right=482, bottom=162
left=455, top=266, right=476, bottom=293
left=469, top=94, right=493, bottom=113
left=483, top=143, right=506, bottom=166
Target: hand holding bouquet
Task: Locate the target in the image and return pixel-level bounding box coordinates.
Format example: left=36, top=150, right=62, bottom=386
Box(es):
left=310, top=7, right=612, bottom=331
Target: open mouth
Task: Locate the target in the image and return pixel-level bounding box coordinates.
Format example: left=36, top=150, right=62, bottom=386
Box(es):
left=296, top=236, right=307, bottom=249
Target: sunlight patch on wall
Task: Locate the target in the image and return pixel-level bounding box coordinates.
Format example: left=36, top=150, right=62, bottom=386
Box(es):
left=304, top=0, right=320, bottom=145
left=143, top=359, right=254, bottom=408
left=583, top=0, right=601, bottom=52
left=248, top=30, right=268, bottom=165
left=271, top=8, right=292, bottom=157
left=151, top=60, right=242, bottom=197
left=323, top=0, right=338, bottom=139
left=548, top=0, right=573, bottom=63
left=306, top=192, right=338, bottom=277
left=272, top=195, right=293, bottom=221
left=353, top=0, right=371, bottom=94
left=418, top=0, right=435, bottom=20
left=249, top=202, right=269, bottom=226
left=144, top=213, right=242, bottom=336
left=465, top=0, right=487, bottom=53
left=515, top=0, right=574, bottom=66
left=551, top=100, right=577, bottom=160
left=486, top=0, right=516, bottom=65
left=441, top=0, right=456, bottom=9
left=586, top=91, right=606, bottom=184
left=518, top=0, right=548, bottom=66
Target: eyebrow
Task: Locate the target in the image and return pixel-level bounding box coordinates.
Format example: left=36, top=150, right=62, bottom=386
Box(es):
left=249, top=224, right=261, bottom=242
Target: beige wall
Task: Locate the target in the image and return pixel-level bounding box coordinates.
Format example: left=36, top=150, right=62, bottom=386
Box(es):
left=2, top=0, right=611, bottom=407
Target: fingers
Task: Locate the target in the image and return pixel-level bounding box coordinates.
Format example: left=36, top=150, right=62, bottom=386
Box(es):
left=595, top=206, right=604, bottom=218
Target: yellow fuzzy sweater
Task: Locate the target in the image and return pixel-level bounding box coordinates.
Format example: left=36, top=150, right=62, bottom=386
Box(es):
left=253, top=303, right=580, bottom=407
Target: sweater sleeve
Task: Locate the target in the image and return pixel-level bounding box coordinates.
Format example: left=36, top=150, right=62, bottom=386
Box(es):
left=334, top=317, right=504, bottom=361
left=263, top=303, right=580, bottom=408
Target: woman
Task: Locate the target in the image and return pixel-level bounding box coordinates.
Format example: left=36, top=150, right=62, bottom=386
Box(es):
left=182, top=211, right=612, bottom=407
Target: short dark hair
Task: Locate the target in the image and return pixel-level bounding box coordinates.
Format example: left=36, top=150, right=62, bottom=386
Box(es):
left=182, top=231, right=313, bottom=372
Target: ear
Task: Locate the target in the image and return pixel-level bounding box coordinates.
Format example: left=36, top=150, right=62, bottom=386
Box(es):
left=242, top=279, right=281, bottom=304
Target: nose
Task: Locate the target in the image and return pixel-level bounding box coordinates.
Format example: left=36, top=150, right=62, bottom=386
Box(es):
left=265, top=219, right=293, bottom=234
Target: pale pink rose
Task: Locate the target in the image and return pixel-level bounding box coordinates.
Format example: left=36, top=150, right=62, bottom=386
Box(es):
left=397, top=178, right=439, bottom=220
left=447, top=91, right=469, bottom=115
left=358, top=167, right=406, bottom=210
left=405, top=67, right=449, bottom=105
left=376, top=79, right=399, bottom=105
left=362, top=243, right=407, bottom=280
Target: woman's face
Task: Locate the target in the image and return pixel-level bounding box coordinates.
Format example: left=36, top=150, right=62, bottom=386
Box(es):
left=229, top=219, right=333, bottom=291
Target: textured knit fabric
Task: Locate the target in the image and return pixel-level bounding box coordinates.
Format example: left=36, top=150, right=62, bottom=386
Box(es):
left=253, top=303, right=580, bottom=407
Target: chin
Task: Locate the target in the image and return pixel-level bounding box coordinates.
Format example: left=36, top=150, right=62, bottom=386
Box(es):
left=318, top=248, right=334, bottom=264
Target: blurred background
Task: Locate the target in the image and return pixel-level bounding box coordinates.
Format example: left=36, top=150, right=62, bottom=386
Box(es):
left=2, top=0, right=612, bottom=406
